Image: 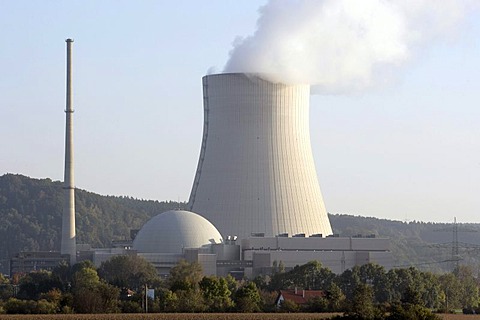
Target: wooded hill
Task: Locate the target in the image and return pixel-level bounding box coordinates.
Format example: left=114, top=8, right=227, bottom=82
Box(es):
left=1, top=173, right=479, bottom=275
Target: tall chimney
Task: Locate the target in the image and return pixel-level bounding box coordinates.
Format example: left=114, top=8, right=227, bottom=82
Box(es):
left=61, top=38, right=76, bottom=264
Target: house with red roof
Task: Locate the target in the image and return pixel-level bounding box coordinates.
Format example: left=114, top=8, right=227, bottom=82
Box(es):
left=275, top=288, right=325, bottom=307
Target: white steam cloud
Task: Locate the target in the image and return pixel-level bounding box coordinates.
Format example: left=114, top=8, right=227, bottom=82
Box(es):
left=223, top=0, right=472, bottom=93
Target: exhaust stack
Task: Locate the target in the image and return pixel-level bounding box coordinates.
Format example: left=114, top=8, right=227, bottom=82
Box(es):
left=61, top=38, right=76, bottom=264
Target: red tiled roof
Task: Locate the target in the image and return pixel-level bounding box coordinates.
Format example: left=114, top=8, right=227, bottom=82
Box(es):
left=276, top=289, right=325, bottom=305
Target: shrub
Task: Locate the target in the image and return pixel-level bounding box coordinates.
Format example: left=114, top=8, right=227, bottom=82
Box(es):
left=35, top=299, right=57, bottom=314
left=279, top=299, right=300, bottom=312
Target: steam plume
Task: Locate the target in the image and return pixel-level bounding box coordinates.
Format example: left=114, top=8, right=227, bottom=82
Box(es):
left=223, top=0, right=472, bottom=93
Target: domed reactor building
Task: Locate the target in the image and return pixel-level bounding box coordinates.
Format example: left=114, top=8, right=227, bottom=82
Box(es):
left=188, top=73, right=333, bottom=240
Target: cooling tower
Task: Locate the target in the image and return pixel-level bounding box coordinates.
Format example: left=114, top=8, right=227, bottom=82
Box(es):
left=188, top=73, right=333, bottom=239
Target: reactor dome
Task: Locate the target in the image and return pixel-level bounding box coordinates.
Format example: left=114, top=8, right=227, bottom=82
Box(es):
left=132, top=210, right=223, bottom=254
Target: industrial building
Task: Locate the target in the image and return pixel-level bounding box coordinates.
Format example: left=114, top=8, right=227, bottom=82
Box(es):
left=74, top=209, right=392, bottom=278
left=9, top=44, right=393, bottom=277
left=10, top=252, right=69, bottom=275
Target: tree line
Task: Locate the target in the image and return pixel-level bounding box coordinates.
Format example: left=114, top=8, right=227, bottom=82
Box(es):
left=0, top=255, right=478, bottom=317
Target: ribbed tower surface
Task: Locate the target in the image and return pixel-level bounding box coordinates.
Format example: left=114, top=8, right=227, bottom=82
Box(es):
left=188, top=73, right=333, bottom=239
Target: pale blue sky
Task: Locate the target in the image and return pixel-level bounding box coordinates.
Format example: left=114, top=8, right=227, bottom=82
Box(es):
left=1, top=1, right=479, bottom=223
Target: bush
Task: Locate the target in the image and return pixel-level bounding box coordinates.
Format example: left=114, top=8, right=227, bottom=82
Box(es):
left=386, top=304, right=440, bottom=320
left=279, top=299, right=300, bottom=312
left=35, top=299, right=57, bottom=314
left=3, top=298, right=57, bottom=314
left=4, top=298, right=33, bottom=314
left=304, top=296, right=329, bottom=312
left=119, top=300, right=143, bottom=313
left=60, top=305, right=74, bottom=314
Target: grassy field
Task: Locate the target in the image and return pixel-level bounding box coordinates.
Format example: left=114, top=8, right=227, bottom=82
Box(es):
left=0, top=313, right=479, bottom=320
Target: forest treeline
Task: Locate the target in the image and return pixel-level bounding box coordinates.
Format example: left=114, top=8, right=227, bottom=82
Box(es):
left=0, top=257, right=478, bottom=318
left=1, top=173, right=480, bottom=275
left=0, top=174, right=183, bottom=274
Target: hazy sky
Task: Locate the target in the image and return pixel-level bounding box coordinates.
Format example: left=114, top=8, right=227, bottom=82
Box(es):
left=1, top=1, right=479, bottom=223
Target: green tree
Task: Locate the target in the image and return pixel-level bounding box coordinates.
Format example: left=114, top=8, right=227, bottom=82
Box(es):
left=39, top=288, right=62, bottom=313
left=438, top=272, right=463, bottom=310
left=402, top=285, right=423, bottom=306
left=386, top=267, right=424, bottom=305
left=3, top=298, right=57, bottom=314
left=234, top=282, right=261, bottom=312
left=336, top=267, right=362, bottom=300
left=98, top=255, right=160, bottom=290
left=70, top=260, right=96, bottom=275
left=347, top=283, right=379, bottom=320
left=199, top=276, right=234, bottom=312
left=280, top=299, right=300, bottom=312
left=304, top=295, right=328, bottom=312
left=18, top=271, right=63, bottom=300
left=358, top=263, right=391, bottom=304
left=419, top=271, right=442, bottom=309
left=0, top=274, right=13, bottom=300
left=4, top=298, right=34, bottom=314
left=175, top=289, right=206, bottom=312
left=454, top=265, right=479, bottom=308
left=253, top=274, right=270, bottom=290
left=34, top=299, right=58, bottom=314
left=157, top=289, right=179, bottom=312
left=259, top=289, right=278, bottom=312
left=168, top=260, right=203, bottom=292
left=269, top=260, right=334, bottom=291
left=327, top=282, right=346, bottom=312
left=72, top=267, right=120, bottom=313
left=387, top=303, right=440, bottom=320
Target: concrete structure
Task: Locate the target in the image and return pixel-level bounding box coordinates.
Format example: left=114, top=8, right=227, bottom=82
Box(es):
left=61, top=38, right=76, bottom=264
left=132, top=210, right=225, bottom=276
left=242, top=235, right=394, bottom=276
left=78, top=231, right=392, bottom=279
left=133, top=210, right=223, bottom=254
left=10, top=252, right=69, bottom=275
left=189, top=73, right=332, bottom=240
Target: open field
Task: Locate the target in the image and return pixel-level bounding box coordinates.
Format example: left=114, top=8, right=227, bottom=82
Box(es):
left=440, top=316, right=480, bottom=320
left=0, top=313, right=479, bottom=320
left=0, top=314, right=339, bottom=320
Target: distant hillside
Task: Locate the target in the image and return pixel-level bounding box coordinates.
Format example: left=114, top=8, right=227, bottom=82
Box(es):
left=1, top=174, right=480, bottom=275
left=329, top=214, right=480, bottom=273
left=0, top=174, right=183, bottom=274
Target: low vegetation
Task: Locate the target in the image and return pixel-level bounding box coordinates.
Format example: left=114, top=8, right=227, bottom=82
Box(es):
left=0, top=256, right=479, bottom=317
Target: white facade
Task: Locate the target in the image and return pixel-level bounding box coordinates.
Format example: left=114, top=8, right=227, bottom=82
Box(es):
left=189, top=73, right=332, bottom=240
left=241, top=236, right=394, bottom=276
left=132, top=210, right=223, bottom=254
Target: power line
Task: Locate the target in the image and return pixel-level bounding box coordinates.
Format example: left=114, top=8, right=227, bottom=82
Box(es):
left=393, top=257, right=462, bottom=269
left=433, top=217, right=477, bottom=271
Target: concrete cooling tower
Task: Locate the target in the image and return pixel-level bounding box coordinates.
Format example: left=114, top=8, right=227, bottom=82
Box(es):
left=188, top=73, right=333, bottom=240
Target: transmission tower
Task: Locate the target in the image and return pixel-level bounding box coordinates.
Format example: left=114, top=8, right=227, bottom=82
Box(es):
left=434, top=217, right=478, bottom=271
